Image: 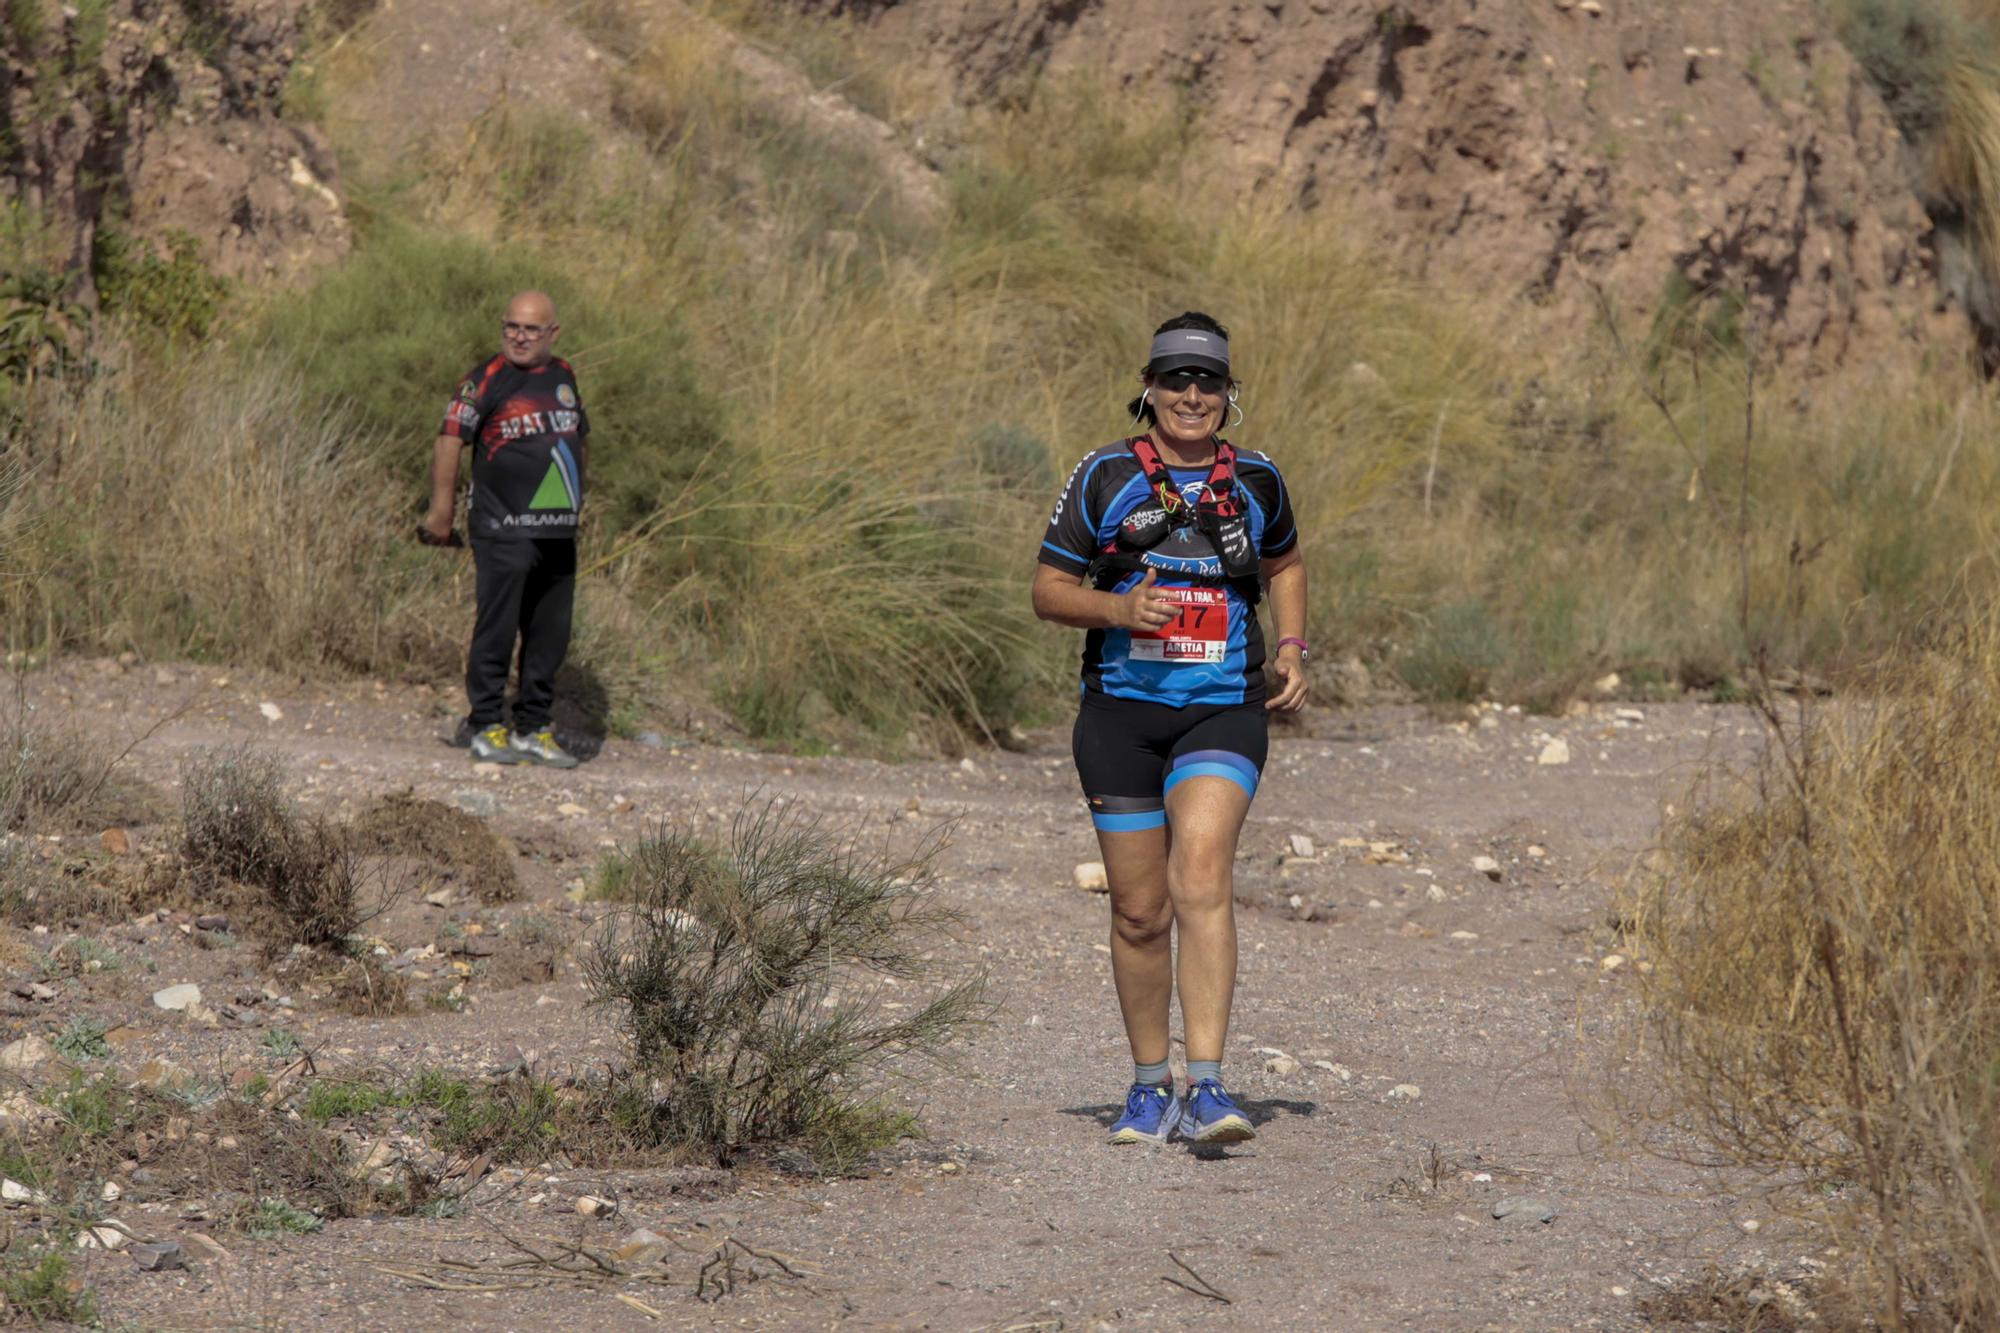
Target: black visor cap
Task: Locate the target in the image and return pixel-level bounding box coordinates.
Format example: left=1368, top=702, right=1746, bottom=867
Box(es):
left=1145, top=328, right=1230, bottom=379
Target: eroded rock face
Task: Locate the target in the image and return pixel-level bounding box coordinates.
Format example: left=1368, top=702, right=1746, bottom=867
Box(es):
left=797, top=0, right=1968, bottom=368
left=0, top=0, right=348, bottom=299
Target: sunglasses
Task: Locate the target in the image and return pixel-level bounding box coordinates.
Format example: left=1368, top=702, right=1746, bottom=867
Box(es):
left=1152, top=368, right=1227, bottom=394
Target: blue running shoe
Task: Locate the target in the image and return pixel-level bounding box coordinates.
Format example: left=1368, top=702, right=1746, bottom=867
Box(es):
left=1107, top=1081, right=1182, bottom=1145
left=1184, top=1077, right=1255, bottom=1143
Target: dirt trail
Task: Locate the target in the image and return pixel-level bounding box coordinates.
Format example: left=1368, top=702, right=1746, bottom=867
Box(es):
left=6, top=661, right=1795, bottom=1330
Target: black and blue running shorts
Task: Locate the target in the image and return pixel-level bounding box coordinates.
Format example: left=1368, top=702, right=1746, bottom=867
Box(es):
left=1071, top=689, right=1269, bottom=833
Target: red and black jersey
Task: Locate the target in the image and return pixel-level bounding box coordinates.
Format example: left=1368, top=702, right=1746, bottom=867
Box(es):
left=439, top=355, right=590, bottom=542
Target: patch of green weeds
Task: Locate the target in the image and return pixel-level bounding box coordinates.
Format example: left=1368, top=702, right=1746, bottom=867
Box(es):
left=302, top=1081, right=392, bottom=1125
left=260, top=1029, right=302, bottom=1060
left=585, top=850, right=636, bottom=901
left=1398, top=600, right=1506, bottom=703
left=67, top=938, right=119, bottom=972
left=0, top=1249, right=97, bottom=1326
left=50, top=1072, right=125, bottom=1142
left=51, top=1017, right=109, bottom=1062
left=245, top=1196, right=323, bottom=1239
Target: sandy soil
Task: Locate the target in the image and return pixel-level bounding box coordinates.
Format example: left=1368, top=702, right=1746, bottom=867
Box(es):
left=0, top=659, right=1804, bottom=1330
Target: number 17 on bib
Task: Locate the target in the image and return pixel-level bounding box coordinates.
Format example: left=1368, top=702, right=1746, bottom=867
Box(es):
left=1130, top=586, right=1228, bottom=664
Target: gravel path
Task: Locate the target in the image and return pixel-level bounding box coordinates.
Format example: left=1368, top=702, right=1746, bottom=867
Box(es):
left=12, top=661, right=1784, bottom=1330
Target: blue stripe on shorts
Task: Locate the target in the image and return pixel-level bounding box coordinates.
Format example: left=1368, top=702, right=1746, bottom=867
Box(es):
left=1091, top=808, right=1169, bottom=832
left=1164, top=748, right=1261, bottom=798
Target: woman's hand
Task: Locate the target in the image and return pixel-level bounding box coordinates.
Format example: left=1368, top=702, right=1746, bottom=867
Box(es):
left=1266, top=645, right=1309, bottom=712
left=1111, top=568, right=1176, bottom=632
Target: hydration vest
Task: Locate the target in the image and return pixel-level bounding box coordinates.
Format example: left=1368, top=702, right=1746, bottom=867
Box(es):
left=1087, top=435, right=1262, bottom=604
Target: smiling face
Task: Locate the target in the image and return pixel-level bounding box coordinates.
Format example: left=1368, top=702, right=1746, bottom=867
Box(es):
left=501, top=290, right=560, bottom=369
left=1144, top=367, right=1228, bottom=450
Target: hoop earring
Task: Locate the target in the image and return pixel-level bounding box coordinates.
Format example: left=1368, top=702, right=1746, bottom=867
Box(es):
left=1225, top=387, right=1244, bottom=430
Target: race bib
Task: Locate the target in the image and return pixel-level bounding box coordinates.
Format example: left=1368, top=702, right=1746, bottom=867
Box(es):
left=1130, top=586, right=1228, bottom=664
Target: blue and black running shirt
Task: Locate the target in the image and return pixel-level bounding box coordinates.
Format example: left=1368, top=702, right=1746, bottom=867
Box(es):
left=1040, top=438, right=1298, bottom=706
left=439, top=356, right=590, bottom=542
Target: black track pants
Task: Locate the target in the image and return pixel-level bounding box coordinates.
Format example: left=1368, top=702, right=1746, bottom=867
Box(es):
left=467, top=538, right=575, bottom=732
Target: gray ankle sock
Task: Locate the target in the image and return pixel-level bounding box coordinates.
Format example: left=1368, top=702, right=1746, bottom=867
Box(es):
left=1134, top=1059, right=1170, bottom=1088
left=1186, top=1059, right=1222, bottom=1087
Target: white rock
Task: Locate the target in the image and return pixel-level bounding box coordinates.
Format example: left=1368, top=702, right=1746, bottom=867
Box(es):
left=1450, top=930, right=1480, bottom=941
left=556, top=803, right=588, bottom=817
left=1263, top=1054, right=1301, bottom=1077
left=100, top=1180, right=121, bottom=1202
left=1471, top=855, right=1502, bottom=880
left=76, top=1220, right=132, bottom=1250
left=1072, top=862, right=1109, bottom=893
left=1614, top=707, right=1645, bottom=723
left=152, top=984, right=203, bottom=1011
left=2, top=1178, right=47, bottom=1205
left=0, top=1035, right=54, bottom=1071
left=1600, top=954, right=1627, bottom=972
left=1288, top=833, right=1315, bottom=859
left=1536, top=738, right=1571, bottom=766
left=958, top=757, right=977, bottom=774
left=1387, top=1083, right=1422, bottom=1101
left=575, top=1194, right=619, bottom=1218
left=258, top=702, right=283, bottom=722
left=1425, top=885, right=1448, bottom=903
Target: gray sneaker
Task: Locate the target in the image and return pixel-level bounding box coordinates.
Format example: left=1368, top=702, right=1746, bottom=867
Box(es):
left=469, top=724, right=521, bottom=765
left=509, top=728, right=579, bottom=768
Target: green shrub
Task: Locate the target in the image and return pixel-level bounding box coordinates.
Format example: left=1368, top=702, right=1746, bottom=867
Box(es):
left=1824, top=0, right=1989, bottom=138
left=0, top=1250, right=96, bottom=1326
left=93, top=225, right=229, bottom=341
left=582, top=803, right=984, bottom=1172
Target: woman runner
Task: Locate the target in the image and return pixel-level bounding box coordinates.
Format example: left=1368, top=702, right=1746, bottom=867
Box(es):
left=1032, top=312, right=1309, bottom=1145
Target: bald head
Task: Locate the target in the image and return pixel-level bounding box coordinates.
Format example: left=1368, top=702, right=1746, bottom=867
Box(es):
left=501, top=290, right=561, bottom=368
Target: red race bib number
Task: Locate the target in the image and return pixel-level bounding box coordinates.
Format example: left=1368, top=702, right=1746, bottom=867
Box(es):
left=1131, top=586, right=1229, bottom=664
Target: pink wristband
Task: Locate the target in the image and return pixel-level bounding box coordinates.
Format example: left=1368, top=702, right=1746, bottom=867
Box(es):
left=1277, top=637, right=1310, bottom=658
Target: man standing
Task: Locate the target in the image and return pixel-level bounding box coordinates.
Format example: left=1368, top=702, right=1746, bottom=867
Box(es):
left=421, top=290, right=586, bottom=768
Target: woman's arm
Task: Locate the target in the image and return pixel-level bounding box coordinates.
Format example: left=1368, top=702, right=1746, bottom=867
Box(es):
left=1033, top=564, right=1176, bottom=632
left=1262, top=548, right=1309, bottom=711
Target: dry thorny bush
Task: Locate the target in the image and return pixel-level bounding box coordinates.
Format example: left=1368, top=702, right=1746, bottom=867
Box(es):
left=1613, top=613, right=2000, bottom=1328
left=585, top=800, right=987, bottom=1173
left=178, top=746, right=408, bottom=950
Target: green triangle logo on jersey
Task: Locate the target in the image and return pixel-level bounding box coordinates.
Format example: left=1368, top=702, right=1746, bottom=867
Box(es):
left=529, top=461, right=575, bottom=511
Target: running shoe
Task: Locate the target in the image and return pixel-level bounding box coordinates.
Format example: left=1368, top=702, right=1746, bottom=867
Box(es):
left=510, top=728, right=580, bottom=769
left=1108, top=1081, right=1182, bottom=1145
left=1184, top=1077, right=1255, bottom=1144
left=469, top=724, right=521, bottom=765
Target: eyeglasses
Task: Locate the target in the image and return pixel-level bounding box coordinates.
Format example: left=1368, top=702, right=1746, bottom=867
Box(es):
left=1153, top=368, right=1226, bottom=394
left=502, top=320, right=551, bottom=338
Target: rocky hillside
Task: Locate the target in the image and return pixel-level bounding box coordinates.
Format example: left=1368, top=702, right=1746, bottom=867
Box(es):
left=0, top=0, right=347, bottom=305
left=801, top=0, right=1972, bottom=369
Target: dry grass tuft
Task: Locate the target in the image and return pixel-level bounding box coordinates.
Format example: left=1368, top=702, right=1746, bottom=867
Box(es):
left=1622, top=613, right=2000, bottom=1326
left=179, top=747, right=407, bottom=949
left=0, top=354, right=462, bottom=677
